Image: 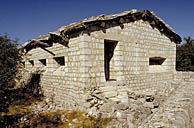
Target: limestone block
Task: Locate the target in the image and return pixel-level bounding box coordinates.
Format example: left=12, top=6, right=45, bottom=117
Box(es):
left=127, top=119, right=135, bottom=128
left=81, top=61, right=92, bottom=67
left=151, top=108, right=158, bottom=113
left=103, top=91, right=118, bottom=98
left=143, top=102, right=154, bottom=109
left=80, top=49, right=91, bottom=55
left=80, top=35, right=92, bottom=42
left=109, top=97, right=121, bottom=102
left=79, top=67, right=88, bottom=73
left=100, top=86, right=116, bottom=92
left=99, top=102, right=115, bottom=113
left=83, top=102, right=91, bottom=108
left=79, top=42, right=89, bottom=48
left=137, top=98, right=146, bottom=104
left=116, top=111, right=122, bottom=118
left=115, top=103, right=129, bottom=111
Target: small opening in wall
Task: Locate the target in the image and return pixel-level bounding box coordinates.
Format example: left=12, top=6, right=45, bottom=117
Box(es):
left=149, top=57, right=166, bottom=65
left=54, top=56, right=65, bottom=66
left=39, top=59, right=46, bottom=66
left=29, top=60, right=34, bottom=66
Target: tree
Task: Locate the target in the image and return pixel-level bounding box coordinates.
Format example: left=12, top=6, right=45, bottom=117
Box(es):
left=176, top=36, right=194, bottom=71
left=183, top=36, right=194, bottom=46
left=0, top=34, right=20, bottom=90
left=0, top=34, right=21, bottom=113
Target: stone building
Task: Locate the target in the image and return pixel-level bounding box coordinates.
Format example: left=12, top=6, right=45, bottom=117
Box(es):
left=21, top=9, right=181, bottom=110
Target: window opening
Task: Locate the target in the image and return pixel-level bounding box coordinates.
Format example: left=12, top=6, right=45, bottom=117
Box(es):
left=54, top=56, right=65, bottom=66
left=39, top=59, right=46, bottom=66
left=29, top=60, right=34, bottom=66
left=149, top=57, right=166, bottom=65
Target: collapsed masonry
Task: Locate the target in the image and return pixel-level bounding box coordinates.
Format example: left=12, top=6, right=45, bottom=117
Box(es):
left=19, top=9, right=194, bottom=127
left=80, top=72, right=194, bottom=128
left=28, top=72, right=194, bottom=128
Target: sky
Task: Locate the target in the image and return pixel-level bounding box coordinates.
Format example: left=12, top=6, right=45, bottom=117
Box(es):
left=0, top=0, right=194, bottom=46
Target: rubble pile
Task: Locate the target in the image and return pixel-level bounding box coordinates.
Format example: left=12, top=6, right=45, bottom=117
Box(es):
left=85, top=87, right=168, bottom=127
left=140, top=81, right=194, bottom=128
left=82, top=80, right=181, bottom=127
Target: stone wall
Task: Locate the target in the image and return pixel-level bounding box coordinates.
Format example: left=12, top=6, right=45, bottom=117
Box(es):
left=175, top=71, right=194, bottom=82
left=25, top=37, right=90, bottom=110
left=23, top=20, right=177, bottom=110
left=83, top=72, right=194, bottom=127
left=82, top=20, right=176, bottom=93
left=140, top=72, right=194, bottom=128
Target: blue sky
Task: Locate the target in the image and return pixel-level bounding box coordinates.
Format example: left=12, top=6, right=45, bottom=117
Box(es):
left=0, top=0, right=193, bottom=45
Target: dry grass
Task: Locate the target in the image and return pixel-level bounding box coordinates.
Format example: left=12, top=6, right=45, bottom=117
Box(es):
left=18, top=109, right=112, bottom=128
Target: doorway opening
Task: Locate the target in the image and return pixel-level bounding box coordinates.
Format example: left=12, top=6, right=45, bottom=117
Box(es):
left=104, top=39, right=118, bottom=81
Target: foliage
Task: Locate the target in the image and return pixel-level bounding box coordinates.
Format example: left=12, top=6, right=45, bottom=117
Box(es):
left=176, top=36, right=194, bottom=71
left=0, top=34, right=22, bottom=118
left=0, top=34, right=20, bottom=90
left=0, top=40, right=43, bottom=126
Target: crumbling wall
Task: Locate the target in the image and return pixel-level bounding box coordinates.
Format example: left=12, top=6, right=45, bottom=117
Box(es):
left=140, top=79, right=194, bottom=127
left=24, top=37, right=91, bottom=110
left=81, top=80, right=180, bottom=127
left=137, top=72, right=194, bottom=128
left=82, top=72, right=194, bottom=128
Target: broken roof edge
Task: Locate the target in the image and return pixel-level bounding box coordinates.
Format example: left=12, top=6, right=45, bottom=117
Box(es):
left=59, top=9, right=181, bottom=43
left=21, top=9, right=182, bottom=52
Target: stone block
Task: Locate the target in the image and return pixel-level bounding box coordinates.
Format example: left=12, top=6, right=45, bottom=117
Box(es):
left=79, top=42, right=89, bottom=48
left=83, top=102, right=91, bottom=108
left=109, top=97, right=121, bottom=102
left=100, top=86, right=116, bottom=92
left=80, top=35, right=91, bottom=42
left=103, top=91, right=118, bottom=98
left=143, top=102, right=154, bottom=109
left=99, top=102, right=115, bottom=113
